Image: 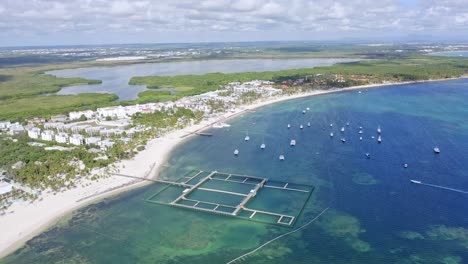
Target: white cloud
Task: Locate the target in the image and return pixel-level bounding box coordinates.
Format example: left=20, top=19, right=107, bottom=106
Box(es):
left=1, top=0, right=468, bottom=46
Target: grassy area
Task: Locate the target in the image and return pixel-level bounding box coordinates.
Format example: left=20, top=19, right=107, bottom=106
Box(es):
left=0, top=70, right=101, bottom=100
left=129, top=56, right=468, bottom=102
left=0, top=93, right=118, bottom=120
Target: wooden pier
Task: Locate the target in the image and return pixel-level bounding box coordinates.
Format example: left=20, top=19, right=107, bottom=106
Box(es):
left=145, top=170, right=314, bottom=227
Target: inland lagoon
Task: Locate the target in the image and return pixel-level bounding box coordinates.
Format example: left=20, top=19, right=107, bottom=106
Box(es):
left=46, top=58, right=357, bottom=100
left=2, top=79, right=468, bottom=263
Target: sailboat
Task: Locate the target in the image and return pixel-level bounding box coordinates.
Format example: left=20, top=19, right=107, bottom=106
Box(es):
left=330, top=132, right=334, bottom=137
left=260, top=137, right=266, bottom=149
left=279, top=154, right=285, bottom=161
left=234, top=149, right=239, bottom=155
left=341, top=127, right=345, bottom=132
left=290, top=139, right=296, bottom=146
left=300, top=124, right=304, bottom=129
left=307, top=122, right=311, bottom=127
left=434, top=147, right=440, bottom=154
left=287, top=124, right=291, bottom=129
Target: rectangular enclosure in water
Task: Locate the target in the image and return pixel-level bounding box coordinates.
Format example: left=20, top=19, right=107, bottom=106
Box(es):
left=146, top=170, right=314, bottom=227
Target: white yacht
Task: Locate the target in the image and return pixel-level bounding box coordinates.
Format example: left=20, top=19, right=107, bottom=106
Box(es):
left=410, top=180, right=422, bottom=184
left=244, top=131, right=250, bottom=141
left=234, top=149, right=239, bottom=155
left=290, top=139, right=296, bottom=146
left=434, top=147, right=440, bottom=154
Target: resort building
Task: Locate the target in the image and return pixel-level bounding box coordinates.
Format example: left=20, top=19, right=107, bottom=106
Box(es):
left=8, top=123, right=25, bottom=135
left=69, top=110, right=94, bottom=120
left=0, top=121, right=11, bottom=129
left=27, top=127, right=41, bottom=139
left=69, top=134, right=84, bottom=146
left=55, top=132, right=69, bottom=144
left=84, top=137, right=101, bottom=145
left=41, top=130, right=55, bottom=141
left=50, top=114, right=67, bottom=123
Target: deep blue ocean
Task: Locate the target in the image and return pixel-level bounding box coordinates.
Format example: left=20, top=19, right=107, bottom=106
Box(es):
left=3, top=79, right=468, bottom=264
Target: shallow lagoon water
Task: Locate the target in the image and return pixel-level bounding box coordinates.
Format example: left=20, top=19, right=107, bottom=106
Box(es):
left=46, top=58, right=357, bottom=100
left=3, top=79, right=468, bottom=263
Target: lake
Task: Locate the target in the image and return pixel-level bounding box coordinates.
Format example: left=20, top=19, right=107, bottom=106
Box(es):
left=3, top=79, right=468, bottom=263
left=46, top=58, right=358, bottom=100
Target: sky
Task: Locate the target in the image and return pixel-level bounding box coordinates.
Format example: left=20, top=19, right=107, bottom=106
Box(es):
left=1, top=0, right=468, bottom=47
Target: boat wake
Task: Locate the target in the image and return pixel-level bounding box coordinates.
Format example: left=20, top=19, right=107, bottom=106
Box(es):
left=411, top=180, right=468, bottom=194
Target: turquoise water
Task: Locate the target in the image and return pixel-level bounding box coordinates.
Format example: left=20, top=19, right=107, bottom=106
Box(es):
left=45, top=58, right=357, bottom=100
left=3, top=79, right=468, bottom=263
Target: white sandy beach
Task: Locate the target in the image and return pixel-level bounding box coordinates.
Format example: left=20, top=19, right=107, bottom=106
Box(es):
left=0, top=77, right=462, bottom=258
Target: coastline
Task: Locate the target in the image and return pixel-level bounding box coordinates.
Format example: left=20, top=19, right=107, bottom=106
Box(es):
left=0, top=76, right=465, bottom=259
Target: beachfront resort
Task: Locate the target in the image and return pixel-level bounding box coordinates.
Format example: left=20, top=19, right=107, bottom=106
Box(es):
left=0, top=80, right=282, bottom=211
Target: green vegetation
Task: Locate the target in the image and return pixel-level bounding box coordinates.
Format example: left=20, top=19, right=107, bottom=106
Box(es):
left=0, top=93, right=117, bottom=121
left=352, top=172, right=379, bottom=185
left=133, top=107, right=199, bottom=131
left=0, top=138, right=110, bottom=191
left=129, top=56, right=468, bottom=102
left=121, top=90, right=174, bottom=105
left=0, top=70, right=101, bottom=100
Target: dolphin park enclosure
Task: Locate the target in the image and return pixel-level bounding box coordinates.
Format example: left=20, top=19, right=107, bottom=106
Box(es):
left=146, top=170, right=314, bottom=227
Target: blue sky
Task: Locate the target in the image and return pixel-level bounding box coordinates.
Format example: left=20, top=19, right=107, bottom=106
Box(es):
left=1, top=0, right=467, bottom=46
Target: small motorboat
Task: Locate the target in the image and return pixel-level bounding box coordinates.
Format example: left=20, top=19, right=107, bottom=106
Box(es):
left=404, top=163, right=408, bottom=168
left=260, top=143, right=266, bottom=149
left=300, top=125, right=304, bottom=129
left=279, top=154, right=285, bottom=161
left=377, top=135, right=382, bottom=143
left=341, top=138, right=346, bottom=143
left=330, top=132, right=334, bottom=137
left=434, top=147, right=440, bottom=154
left=366, top=153, right=370, bottom=159
left=290, top=139, right=296, bottom=146
left=287, top=124, right=291, bottom=129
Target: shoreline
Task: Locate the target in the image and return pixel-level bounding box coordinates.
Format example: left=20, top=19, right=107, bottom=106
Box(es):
left=0, top=76, right=465, bottom=258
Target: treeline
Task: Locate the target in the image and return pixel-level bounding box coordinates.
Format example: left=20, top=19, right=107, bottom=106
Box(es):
left=0, top=93, right=118, bottom=121
left=129, top=56, right=468, bottom=102
left=0, top=137, right=114, bottom=191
